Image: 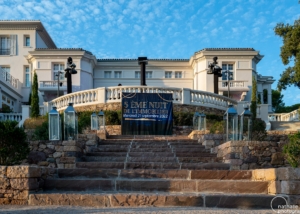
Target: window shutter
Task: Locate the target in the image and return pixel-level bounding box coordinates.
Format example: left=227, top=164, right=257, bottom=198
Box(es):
left=10, top=35, right=17, bottom=55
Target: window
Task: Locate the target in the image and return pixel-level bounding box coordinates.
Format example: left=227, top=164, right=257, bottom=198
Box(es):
left=114, top=71, right=122, bottom=78
left=0, top=35, right=16, bottom=55
left=135, top=71, right=140, bottom=79
left=24, top=36, right=30, bottom=46
left=222, top=64, right=234, bottom=80
left=53, top=64, right=65, bottom=80
left=146, top=71, right=152, bottom=78
left=0, top=36, right=10, bottom=55
left=25, top=66, right=30, bottom=87
left=165, top=71, right=172, bottom=78
left=104, top=71, right=111, bottom=78
left=1, top=67, right=10, bottom=82
left=175, top=71, right=182, bottom=78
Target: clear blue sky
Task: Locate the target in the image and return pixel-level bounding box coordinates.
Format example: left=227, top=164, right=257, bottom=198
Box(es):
left=1, top=0, right=299, bottom=106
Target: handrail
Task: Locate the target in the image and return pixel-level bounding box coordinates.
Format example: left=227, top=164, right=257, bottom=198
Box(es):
left=268, top=109, right=299, bottom=121
left=0, top=113, right=22, bottom=122
left=0, top=69, right=18, bottom=89
left=48, top=86, right=238, bottom=111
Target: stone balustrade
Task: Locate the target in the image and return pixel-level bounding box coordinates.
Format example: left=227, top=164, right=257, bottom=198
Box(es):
left=0, top=113, right=22, bottom=122
left=45, top=86, right=238, bottom=113
left=269, top=109, right=299, bottom=121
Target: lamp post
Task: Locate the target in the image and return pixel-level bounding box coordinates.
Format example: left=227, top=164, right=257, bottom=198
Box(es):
left=207, top=56, right=222, bottom=94
left=239, top=104, right=252, bottom=141
left=224, top=104, right=238, bottom=141
left=49, top=107, right=61, bottom=140
left=64, top=57, right=77, bottom=94
left=55, top=71, right=63, bottom=98
left=193, top=111, right=206, bottom=130
left=64, top=103, right=78, bottom=140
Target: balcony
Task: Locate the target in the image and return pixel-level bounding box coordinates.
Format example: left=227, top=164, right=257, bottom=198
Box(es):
left=218, top=80, right=249, bottom=92
left=39, top=81, right=67, bottom=91
left=0, top=69, right=18, bottom=89
left=0, top=48, right=10, bottom=55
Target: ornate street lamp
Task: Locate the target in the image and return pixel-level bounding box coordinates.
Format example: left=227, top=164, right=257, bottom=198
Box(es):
left=98, top=110, right=105, bottom=130
left=49, top=107, right=61, bottom=140
left=91, top=112, right=99, bottom=130
left=64, top=103, right=78, bottom=140
left=239, top=105, right=252, bottom=141
left=224, top=104, right=238, bottom=141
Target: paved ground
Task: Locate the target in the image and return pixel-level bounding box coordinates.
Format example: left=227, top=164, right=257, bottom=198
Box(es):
left=0, top=206, right=277, bottom=214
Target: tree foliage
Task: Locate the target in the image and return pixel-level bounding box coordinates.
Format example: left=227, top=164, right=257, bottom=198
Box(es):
left=0, top=121, right=30, bottom=165
left=283, top=132, right=300, bottom=168
left=31, top=72, right=39, bottom=118
left=274, top=18, right=300, bottom=91
left=272, top=89, right=285, bottom=112
left=250, top=76, right=257, bottom=119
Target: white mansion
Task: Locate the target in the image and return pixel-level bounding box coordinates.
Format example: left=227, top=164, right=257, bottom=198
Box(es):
left=0, top=20, right=274, bottom=118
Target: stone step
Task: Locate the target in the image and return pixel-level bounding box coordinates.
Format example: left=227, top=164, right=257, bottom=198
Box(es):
left=172, top=148, right=209, bottom=152
left=98, top=141, right=132, bottom=145
left=171, top=145, right=205, bottom=148
left=175, top=152, right=216, bottom=157
left=82, top=156, right=127, bottom=162
left=86, top=152, right=128, bottom=157
left=85, top=152, right=176, bottom=157
left=28, top=192, right=286, bottom=209
left=75, top=162, right=230, bottom=170
left=131, top=144, right=170, bottom=148
left=96, top=148, right=129, bottom=152
left=178, top=157, right=220, bottom=163
left=82, top=156, right=178, bottom=163
left=57, top=169, right=252, bottom=180
left=43, top=178, right=268, bottom=194
left=129, top=148, right=173, bottom=152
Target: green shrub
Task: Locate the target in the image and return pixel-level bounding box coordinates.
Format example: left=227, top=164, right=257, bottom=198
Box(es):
left=105, top=110, right=121, bottom=125
left=77, top=111, right=92, bottom=133
left=283, top=132, right=300, bottom=168
left=209, top=121, right=224, bottom=134
left=32, top=121, right=49, bottom=140
left=251, top=118, right=267, bottom=141
left=0, top=121, right=30, bottom=165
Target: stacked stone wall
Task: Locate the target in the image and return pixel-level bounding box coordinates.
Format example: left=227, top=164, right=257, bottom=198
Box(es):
left=213, top=141, right=289, bottom=170
left=0, top=166, right=53, bottom=205
left=26, top=134, right=98, bottom=169
left=252, top=168, right=300, bottom=206
left=72, top=102, right=225, bottom=116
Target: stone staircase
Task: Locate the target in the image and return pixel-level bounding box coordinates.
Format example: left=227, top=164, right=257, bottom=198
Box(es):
left=28, top=136, right=283, bottom=209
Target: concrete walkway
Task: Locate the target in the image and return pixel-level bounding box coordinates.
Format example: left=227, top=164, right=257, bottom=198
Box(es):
left=0, top=206, right=276, bottom=214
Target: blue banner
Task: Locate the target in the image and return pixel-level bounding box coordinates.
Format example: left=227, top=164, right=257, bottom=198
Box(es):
left=121, top=93, right=173, bottom=135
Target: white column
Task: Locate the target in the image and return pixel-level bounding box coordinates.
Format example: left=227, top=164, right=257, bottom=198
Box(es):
left=268, top=89, right=272, bottom=112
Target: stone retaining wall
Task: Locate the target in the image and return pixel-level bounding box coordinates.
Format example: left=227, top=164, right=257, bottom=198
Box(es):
left=0, top=166, right=54, bottom=205
left=213, top=141, right=289, bottom=170
left=252, top=168, right=300, bottom=206
left=26, top=134, right=98, bottom=169
left=72, top=103, right=224, bottom=116
left=102, top=125, right=194, bottom=136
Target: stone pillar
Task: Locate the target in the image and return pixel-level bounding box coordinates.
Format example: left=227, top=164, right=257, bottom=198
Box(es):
left=182, top=88, right=191, bottom=105
left=97, top=88, right=106, bottom=104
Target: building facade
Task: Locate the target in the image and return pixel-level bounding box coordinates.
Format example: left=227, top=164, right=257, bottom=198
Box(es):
left=0, top=20, right=274, bottom=114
